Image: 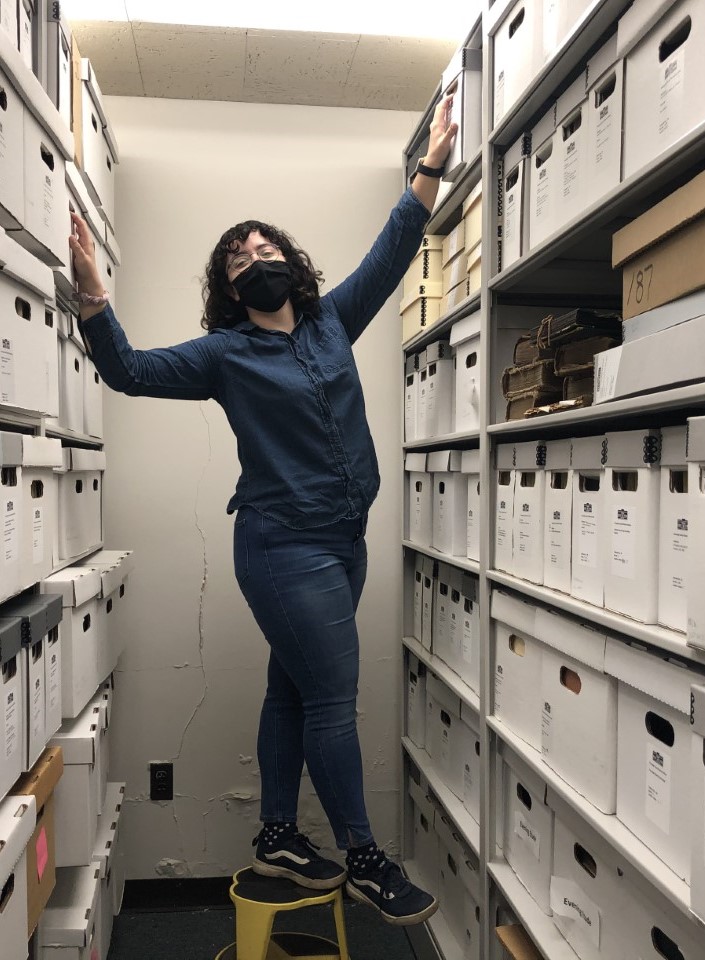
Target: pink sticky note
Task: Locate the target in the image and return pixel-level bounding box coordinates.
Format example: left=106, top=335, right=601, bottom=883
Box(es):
left=36, top=827, right=49, bottom=881
left=91, top=948, right=99, bottom=960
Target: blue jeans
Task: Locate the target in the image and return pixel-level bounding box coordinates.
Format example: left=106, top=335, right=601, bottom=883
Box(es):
left=234, top=506, right=374, bottom=850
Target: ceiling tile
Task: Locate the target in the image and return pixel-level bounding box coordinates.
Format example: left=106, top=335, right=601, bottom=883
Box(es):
left=71, top=20, right=143, bottom=93
left=132, top=21, right=247, bottom=73
left=244, top=31, right=358, bottom=91
left=339, top=82, right=431, bottom=112
left=348, top=35, right=455, bottom=89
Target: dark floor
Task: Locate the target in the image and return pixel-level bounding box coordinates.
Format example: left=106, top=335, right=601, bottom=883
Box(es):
left=107, top=897, right=416, bottom=960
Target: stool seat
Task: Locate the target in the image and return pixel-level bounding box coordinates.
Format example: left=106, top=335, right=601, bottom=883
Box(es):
left=228, top=867, right=350, bottom=960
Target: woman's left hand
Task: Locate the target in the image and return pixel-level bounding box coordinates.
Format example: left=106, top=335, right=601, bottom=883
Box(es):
left=425, top=94, right=458, bottom=169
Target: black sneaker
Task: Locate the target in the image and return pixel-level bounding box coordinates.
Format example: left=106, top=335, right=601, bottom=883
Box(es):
left=252, top=830, right=347, bottom=890
left=346, top=858, right=438, bottom=925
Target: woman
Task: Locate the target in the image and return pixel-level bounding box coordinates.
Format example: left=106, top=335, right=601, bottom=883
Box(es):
left=71, top=96, right=457, bottom=926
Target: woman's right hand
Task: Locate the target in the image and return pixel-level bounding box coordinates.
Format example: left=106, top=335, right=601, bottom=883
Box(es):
left=69, top=212, right=105, bottom=297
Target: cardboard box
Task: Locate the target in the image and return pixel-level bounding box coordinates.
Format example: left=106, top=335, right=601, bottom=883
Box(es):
left=17, top=0, right=33, bottom=71
left=501, top=745, right=554, bottom=914
left=16, top=107, right=68, bottom=266
left=450, top=311, right=481, bottom=434
left=430, top=450, right=467, bottom=556
left=460, top=573, right=480, bottom=694
left=92, top=782, right=125, bottom=953
left=528, top=103, right=557, bottom=250
left=83, top=357, right=103, bottom=440
left=570, top=435, right=606, bottom=607
left=100, top=221, right=120, bottom=309
left=408, top=774, right=439, bottom=896
left=622, top=288, right=705, bottom=343
left=466, top=243, right=481, bottom=297
left=687, top=416, right=705, bottom=649
left=585, top=35, right=624, bottom=208
left=536, top=607, right=617, bottom=812
left=421, top=557, right=436, bottom=652
left=495, top=444, right=515, bottom=572
left=442, top=249, right=468, bottom=295
left=45, top=9, right=72, bottom=130
left=18, top=436, right=63, bottom=587
left=404, top=354, right=418, bottom=443
left=492, top=590, right=542, bottom=751
left=603, top=429, right=661, bottom=623
left=0, top=615, right=23, bottom=800
left=407, top=652, right=427, bottom=749
left=691, top=682, right=705, bottom=922
left=11, top=746, right=64, bottom=936
left=621, top=0, right=705, bottom=181
left=0, top=431, right=23, bottom=601
left=441, top=48, right=483, bottom=182
left=79, top=60, right=118, bottom=229
left=457, top=702, right=481, bottom=823
left=0, top=793, right=36, bottom=960
left=462, top=449, right=481, bottom=562
left=427, top=672, right=462, bottom=796
left=500, top=134, right=530, bottom=271
left=595, top=313, right=705, bottom=402
left=462, top=182, right=482, bottom=252
left=78, top=552, right=132, bottom=685
left=415, top=351, right=428, bottom=437
left=403, top=236, right=443, bottom=295
left=41, top=566, right=102, bottom=720
left=441, top=221, right=465, bottom=267
left=606, top=636, right=701, bottom=882
left=440, top=277, right=471, bottom=316
left=0, top=65, right=25, bottom=230
left=412, top=553, right=423, bottom=643
left=493, top=0, right=544, bottom=127
left=57, top=447, right=105, bottom=562
left=436, top=812, right=481, bottom=958
left=400, top=284, right=442, bottom=344
left=512, top=440, right=546, bottom=584
left=495, top=925, right=542, bottom=960
left=658, top=426, right=688, bottom=632
left=405, top=452, right=431, bottom=548
left=49, top=700, right=102, bottom=868
left=554, top=74, right=587, bottom=231
left=433, top=562, right=454, bottom=669
left=612, top=169, right=705, bottom=320
left=543, top=439, right=572, bottom=593
left=445, top=567, right=464, bottom=678
left=422, top=340, right=453, bottom=438
left=38, top=862, right=101, bottom=960
left=543, top=0, right=593, bottom=58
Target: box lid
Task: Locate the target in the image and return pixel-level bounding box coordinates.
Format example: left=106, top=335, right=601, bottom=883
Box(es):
left=466, top=243, right=482, bottom=271
left=461, top=448, right=480, bottom=474
left=103, top=222, right=121, bottom=265
left=692, top=684, right=705, bottom=738
left=41, top=567, right=102, bottom=608
left=428, top=450, right=463, bottom=473
left=515, top=439, right=546, bottom=470
left=461, top=572, right=478, bottom=603
left=571, top=435, right=605, bottom=470
left=49, top=702, right=100, bottom=765
left=405, top=452, right=427, bottom=473
left=80, top=59, right=119, bottom=161
left=0, top=231, right=55, bottom=301
left=496, top=923, right=543, bottom=960
left=19, top=435, right=64, bottom=468
left=400, top=282, right=443, bottom=313
left=660, top=425, right=688, bottom=467
left=38, top=861, right=100, bottom=948
left=687, top=416, right=705, bottom=462
left=462, top=180, right=482, bottom=217
left=504, top=133, right=529, bottom=173
left=556, top=73, right=587, bottom=126
left=0, top=431, right=23, bottom=466
left=604, top=428, right=661, bottom=468
left=0, top=794, right=36, bottom=890
left=11, top=746, right=63, bottom=809
left=436, top=561, right=453, bottom=586
left=495, top=444, right=515, bottom=470
left=531, top=102, right=557, bottom=149
left=0, top=596, right=48, bottom=647
left=490, top=589, right=537, bottom=637
left=66, top=160, right=104, bottom=240
left=68, top=448, right=106, bottom=472
left=545, top=438, right=572, bottom=469
left=499, top=737, right=549, bottom=805
left=427, top=671, right=461, bottom=717
left=91, top=782, right=125, bottom=875
left=405, top=355, right=418, bottom=376
left=535, top=607, right=607, bottom=672
left=422, top=555, right=437, bottom=579
left=616, top=0, right=675, bottom=60
left=587, top=33, right=619, bottom=89
left=612, top=169, right=705, bottom=269
left=425, top=339, right=451, bottom=362
left=604, top=637, right=702, bottom=715
left=0, top=616, right=22, bottom=665
left=449, top=310, right=481, bottom=347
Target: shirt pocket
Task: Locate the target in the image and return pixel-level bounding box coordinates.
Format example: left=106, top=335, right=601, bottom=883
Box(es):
left=319, top=322, right=354, bottom=374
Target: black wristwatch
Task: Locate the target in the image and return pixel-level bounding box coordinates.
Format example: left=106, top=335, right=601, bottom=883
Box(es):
left=410, top=158, right=445, bottom=183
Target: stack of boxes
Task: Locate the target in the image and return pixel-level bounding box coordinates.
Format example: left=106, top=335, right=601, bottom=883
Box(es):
left=0, top=12, right=131, bottom=960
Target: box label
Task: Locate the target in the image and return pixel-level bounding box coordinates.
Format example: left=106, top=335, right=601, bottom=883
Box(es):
left=463, top=761, right=474, bottom=806
left=413, top=584, right=422, bottom=640
left=4, top=686, right=18, bottom=760
left=514, top=810, right=541, bottom=859
left=496, top=492, right=512, bottom=560
left=576, top=499, right=599, bottom=567
left=0, top=338, right=15, bottom=403
left=462, top=614, right=474, bottom=666
left=3, top=494, right=18, bottom=565
left=611, top=503, right=636, bottom=579
left=32, top=505, right=44, bottom=564
left=448, top=607, right=461, bottom=661
left=645, top=738, right=671, bottom=833
left=562, top=128, right=582, bottom=203
left=541, top=700, right=553, bottom=757
left=547, top=503, right=569, bottom=571
left=667, top=507, right=688, bottom=592
left=550, top=877, right=600, bottom=947
left=594, top=99, right=616, bottom=169
left=49, top=650, right=60, bottom=712
left=440, top=727, right=450, bottom=767
left=31, top=671, right=43, bottom=742
left=494, top=663, right=504, bottom=711
left=495, top=70, right=505, bottom=123
left=594, top=348, right=621, bottom=403
left=516, top=496, right=538, bottom=560
left=659, top=48, right=685, bottom=142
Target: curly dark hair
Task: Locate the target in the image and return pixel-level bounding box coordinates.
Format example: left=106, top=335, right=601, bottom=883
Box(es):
left=201, top=220, right=324, bottom=331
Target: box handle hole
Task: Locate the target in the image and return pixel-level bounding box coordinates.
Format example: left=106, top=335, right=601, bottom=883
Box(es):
left=560, top=666, right=582, bottom=695
left=669, top=469, right=687, bottom=494
left=595, top=72, right=616, bottom=108
left=40, top=144, right=55, bottom=172
left=466, top=352, right=477, bottom=369
left=516, top=782, right=532, bottom=810
left=508, top=633, right=525, bottom=657
left=645, top=711, right=675, bottom=748
left=15, top=297, right=31, bottom=321
left=31, top=480, right=43, bottom=499
left=509, top=7, right=525, bottom=37
left=651, top=927, right=685, bottom=960
left=579, top=473, right=600, bottom=492
left=659, top=17, right=691, bottom=63
left=574, top=842, right=597, bottom=878
left=613, top=470, right=638, bottom=492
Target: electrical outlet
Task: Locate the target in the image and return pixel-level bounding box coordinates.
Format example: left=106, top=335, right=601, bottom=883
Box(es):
left=150, top=762, right=173, bottom=801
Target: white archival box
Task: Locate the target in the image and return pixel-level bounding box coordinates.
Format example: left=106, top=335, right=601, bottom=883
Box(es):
left=433, top=561, right=454, bottom=671
left=421, top=556, right=436, bottom=653
left=493, top=0, right=544, bottom=127
left=0, top=230, right=59, bottom=416
left=458, top=701, right=481, bottom=823
left=450, top=310, right=481, bottom=434
left=0, top=66, right=25, bottom=230
left=535, top=607, right=617, bottom=813
left=412, top=553, right=424, bottom=643
left=46, top=9, right=72, bottom=130
left=585, top=34, right=624, bottom=208
left=0, top=0, right=17, bottom=49
left=403, top=236, right=443, bottom=295
left=512, top=439, right=546, bottom=584
left=401, top=285, right=442, bottom=345
left=0, top=793, right=36, bottom=960
left=57, top=447, right=106, bottom=561
left=17, top=0, right=32, bottom=69
left=39, top=861, right=101, bottom=960
left=570, top=435, right=606, bottom=607
left=501, top=740, right=554, bottom=915
left=605, top=635, right=703, bottom=883
left=445, top=567, right=464, bottom=677
left=436, top=811, right=481, bottom=960
left=658, top=425, right=688, bottom=632
left=0, top=431, right=23, bottom=601
left=441, top=47, right=483, bottom=182
left=17, top=107, right=68, bottom=267
left=427, top=672, right=463, bottom=798
left=404, top=354, right=418, bottom=443
left=49, top=701, right=102, bottom=868
left=620, top=0, right=705, bottom=180
left=407, top=651, right=427, bottom=749
left=76, top=551, right=133, bottom=684
left=691, top=683, right=705, bottom=923
left=80, top=59, right=119, bottom=230
left=423, top=340, right=453, bottom=438
left=687, top=415, right=705, bottom=650
left=462, top=448, right=481, bottom=562
left=460, top=573, right=480, bottom=695
left=495, top=443, right=515, bottom=573
left=408, top=774, right=440, bottom=896
left=83, top=355, right=103, bottom=441
left=41, top=566, right=102, bottom=720
left=543, top=438, right=572, bottom=593
left=500, top=134, right=530, bottom=271
left=491, top=590, right=543, bottom=752
left=542, top=0, right=593, bottom=59
left=528, top=102, right=558, bottom=250
left=101, top=220, right=120, bottom=309
left=61, top=331, right=87, bottom=436
left=442, top=221, right=465, bottom=268
left=18, top=435, right=63, bottom=586
left=603, top=428, right=661, bottom=623
left=405, top=452, right=431, bottom=548
left=429, top=449, right=467, bottom=556
left=462, top=182, right=482, bottom=252
left=415, top=350, right=429, bottom=438
left=553, top=73, right=588, bottom=233
left=0, top=616, right=23, bottom=800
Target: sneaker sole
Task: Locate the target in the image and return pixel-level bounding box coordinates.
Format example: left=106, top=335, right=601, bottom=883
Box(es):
left=252, top=859, right=347, bottom=890
left=345, top=880, right=439, bottom=926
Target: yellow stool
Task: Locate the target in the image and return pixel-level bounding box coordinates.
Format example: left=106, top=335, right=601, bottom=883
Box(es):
left=227, top=867, right=350, bottom=960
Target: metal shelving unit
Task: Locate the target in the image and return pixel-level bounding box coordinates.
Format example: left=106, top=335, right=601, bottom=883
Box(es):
left=403, top=636, right=480, bottom=714
left=402, top=542, right=480, bottom=576
left=402, top=291, right=481, bottom=354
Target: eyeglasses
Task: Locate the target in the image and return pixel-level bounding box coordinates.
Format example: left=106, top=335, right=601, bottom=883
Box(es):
left=226, top=242, right=281, bottom=276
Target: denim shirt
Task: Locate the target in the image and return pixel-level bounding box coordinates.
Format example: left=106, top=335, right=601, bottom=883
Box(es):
left=79, top=187, right=430, bottom=528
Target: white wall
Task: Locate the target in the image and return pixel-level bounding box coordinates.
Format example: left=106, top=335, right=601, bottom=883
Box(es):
left=102, top=96, right=419, bottom=878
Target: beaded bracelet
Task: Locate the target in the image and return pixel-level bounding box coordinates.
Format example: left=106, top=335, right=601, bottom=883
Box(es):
left=76, top=290, right=110, bottom=306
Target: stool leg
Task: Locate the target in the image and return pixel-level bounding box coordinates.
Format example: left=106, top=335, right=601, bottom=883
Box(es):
left=236, top=902, right=275, bottom=960
left=332, top=892, right=350, bottom=960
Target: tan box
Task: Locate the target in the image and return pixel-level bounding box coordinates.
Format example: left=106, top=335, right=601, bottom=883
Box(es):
left=440, top=278, right=470, bottom=316
left=11, top=746, right=64, bottom=936
left=466, top=243, right=481, bottom=296
left=400, top=283, right=442, bottom=343
left=496, top=924, right=541, bottom=960
left=462, top=182, right=482, bottom=251
left=403, top=237, right=443, bottom=295
left=612, top=168, right=705, bottom=319
left=441, top=250, right=468, bottom=294
left=441, top=220, right=465, bottom=266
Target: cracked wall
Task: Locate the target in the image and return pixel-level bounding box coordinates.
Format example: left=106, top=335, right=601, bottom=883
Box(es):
left=101, top=95, right=416, bottom=879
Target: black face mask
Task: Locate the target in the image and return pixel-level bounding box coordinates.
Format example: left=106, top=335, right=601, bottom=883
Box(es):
left=231, top=260, right=292, bottom=313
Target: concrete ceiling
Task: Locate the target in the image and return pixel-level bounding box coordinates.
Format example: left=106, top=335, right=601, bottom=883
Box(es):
left=71, top=20, right=458, bottom=110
